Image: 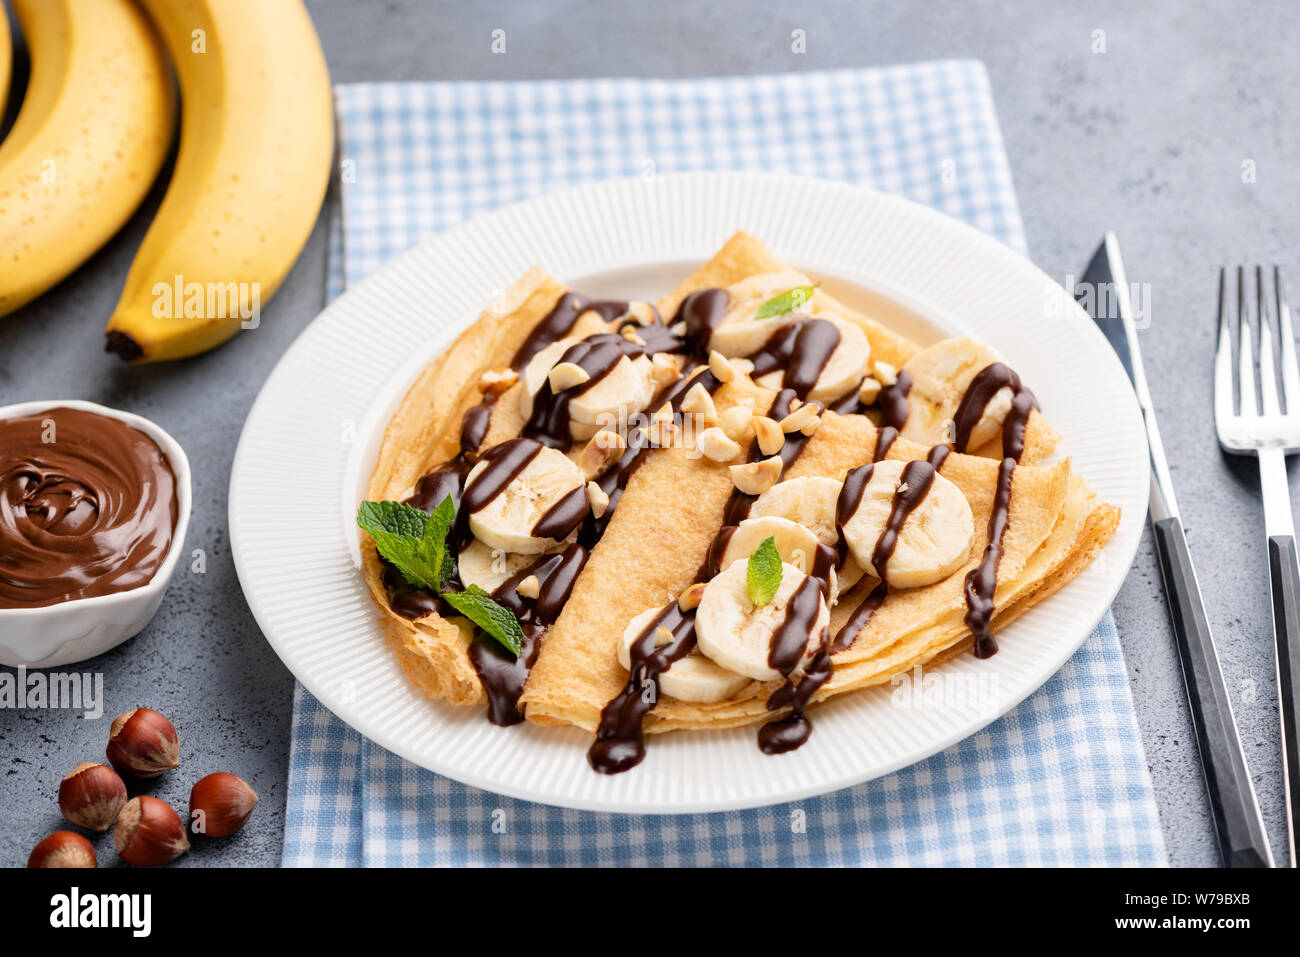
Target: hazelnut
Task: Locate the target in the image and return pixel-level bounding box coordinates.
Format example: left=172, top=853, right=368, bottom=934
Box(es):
left=548, top=362, right=591, bottom=392
left=677, top=583, right=707, bottom=612
left=730, top=456, right=783, bottom=495
left=719, top=403, right=755, bottom=443
left=577, top=429, right=625, bottom=479
left=515, top=575, right=541, bottom=600
left=873, top=360, right=899, bottom=387
left=586, top=481, right=610, bottom=519
left=654, top=627, right=675, bottom=647
left=650, top=353, right=681, bottom=389
left=779, top=402, right=820, bottom=435
left=680, top=382, right=718, bottom=424
left=477, top=368, right=519, bottom=396
left=858, top=376, right=882, bottom=405
left=751, top=415, right=785, bottom=456
left=697, top=427, right=742, bottom=463
left=58, top=762, right=127, bottom=831
left=625, top=301, right=656, bottom=326
left=115, top=796, right=190, bottom=866
left=106, top=708, right=180, bottom=778
left=28, top=831, right=97, bottom=869
left=708, top=350, right=735, bottom=384
left=620, top=327, right=647, bottom=347
left=189, top=772, right=260, bottom=838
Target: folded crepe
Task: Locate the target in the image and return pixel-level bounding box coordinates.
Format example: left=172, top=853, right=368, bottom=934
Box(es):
left=361, top=230, right=1118, bottom=757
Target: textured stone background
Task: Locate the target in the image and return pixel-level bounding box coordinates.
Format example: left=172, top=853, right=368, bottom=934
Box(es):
left=2, top=0, right=1297, bottom=867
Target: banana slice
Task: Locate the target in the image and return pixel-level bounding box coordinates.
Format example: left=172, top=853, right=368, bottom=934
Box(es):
left=457, top=540, right=535, bottom=594
left=838, top=459, right=974, bottom=589
left=753, top=314, right=871, bottom=405
left=899, top=337, right=1010, bottom=449
left=750, top=476, right=865, bottom=592
left=568, top=353, right=656, bottom=439
left=695, top=559, right=829, bottom=682
left=518, top=336, right=656, bottom=440
left=617, top=607, right=752, bottom=704
left=518, top=339, right=577, bottom=416
left=709, top=270, right=816, bottom=357
left=718, top=516, right=838, bottom=604
left=465, top=444, right=587, bottom=555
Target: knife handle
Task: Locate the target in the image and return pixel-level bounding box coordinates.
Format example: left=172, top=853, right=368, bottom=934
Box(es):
left=1152, top=516, right=1272, bottom=867
left=1267, top=534, right=1300, bottom=866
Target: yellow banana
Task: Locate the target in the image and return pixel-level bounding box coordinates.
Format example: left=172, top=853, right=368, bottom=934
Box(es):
left=0, top=0, right=174, bottom=318
left=1, top=11, right=11, bottom=116
left=106, top=0, right=334, bottom=362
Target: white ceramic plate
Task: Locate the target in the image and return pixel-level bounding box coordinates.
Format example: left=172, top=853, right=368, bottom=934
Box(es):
left=230, top=171, right=1147, bottom=813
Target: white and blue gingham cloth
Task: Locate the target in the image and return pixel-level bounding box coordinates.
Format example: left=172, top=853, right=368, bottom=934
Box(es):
left=282, top=62, right=1167, bottom=866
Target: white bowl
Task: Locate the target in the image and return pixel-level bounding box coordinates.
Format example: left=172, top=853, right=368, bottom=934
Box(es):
left=0, top=399, right=192, bottom=668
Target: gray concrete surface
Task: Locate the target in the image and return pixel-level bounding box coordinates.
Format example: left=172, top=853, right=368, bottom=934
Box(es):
left=2, top=0, right=1298, bottom=867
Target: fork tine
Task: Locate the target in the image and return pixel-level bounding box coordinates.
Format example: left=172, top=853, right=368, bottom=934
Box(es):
left=1215, top=266, right=1236, bottom=432
left=1276, top=265, right=1300, bottom=412
left=1259, top=265, right=1281, bottom=416
left=1239, top=265, right=1257, bottom=416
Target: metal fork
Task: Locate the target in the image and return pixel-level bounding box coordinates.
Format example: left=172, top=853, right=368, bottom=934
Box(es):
left=1214, top=264, right=1300, bottom=867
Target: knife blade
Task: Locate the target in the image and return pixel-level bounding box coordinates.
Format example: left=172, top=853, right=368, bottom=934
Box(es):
left=1075, top=232, right=1274, bottom=867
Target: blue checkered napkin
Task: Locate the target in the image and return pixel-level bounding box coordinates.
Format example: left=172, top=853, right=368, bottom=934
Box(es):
left=281, top=62, right=1167, bottom=867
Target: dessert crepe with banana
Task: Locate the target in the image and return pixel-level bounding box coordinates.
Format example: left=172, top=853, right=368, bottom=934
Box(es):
left=360, top=231, right=1117, bottom=773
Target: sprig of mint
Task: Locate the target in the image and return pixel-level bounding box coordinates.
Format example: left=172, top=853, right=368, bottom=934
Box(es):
left=754, top=284, right=816, bottom=320
left=747, top=536, right=783, bottom=607
left=356, top=495, right=525, bottom=657
left=441, top=586, right=526, bottom=657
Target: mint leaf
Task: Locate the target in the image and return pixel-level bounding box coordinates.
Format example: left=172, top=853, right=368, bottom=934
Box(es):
left=357, top=497, right=457, bottom=592
left=422, top=495, right=458, bottom=589
left=747, top=536, right=783, bottom=607
left=754, top=285, right=816, bottom=320
left=442, top=585, right=526, bottom=656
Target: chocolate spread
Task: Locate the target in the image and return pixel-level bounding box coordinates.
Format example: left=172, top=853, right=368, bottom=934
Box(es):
left=0, top=407, right=178, bottom=608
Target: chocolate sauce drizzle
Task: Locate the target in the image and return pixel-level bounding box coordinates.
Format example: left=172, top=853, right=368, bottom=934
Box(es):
left=831, top=443, right=950, bottom=653
left=509, top=293, right=630, bottom=370
left=589, top=600, right=699, bottom=773
left=955, top=363, right=1039, bottom=658
left=523, top=333, right=646, bottom=451
left=468, top=541, right=590, bottom=724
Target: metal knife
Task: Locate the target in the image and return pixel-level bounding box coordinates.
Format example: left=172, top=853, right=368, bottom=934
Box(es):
left=1075, top=232, right=1274, bottom=867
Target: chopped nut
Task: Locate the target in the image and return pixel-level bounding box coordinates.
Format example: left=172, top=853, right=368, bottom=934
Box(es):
left=779, top=402, right=820, bottom=434
left=731, top=357, right=755, bottom=376
left=621, top=326, right=647, bottom=347
left=751, top=415, right=785, bottom=456
left=516, top=575, right=541, bottom=600
left=654, top=626, right=675, bottom=647
left=549, top=362, right=591, bottom=392
left=730, top=456, right=783, bottom=495
left=873, top=361, right=898, bottom=387
left=697, top=426, right=742, bottom=463
left=478, top=368, right=519, bottom=396
left=626, top=301, right=656, bottom=326
left=677, top=583, right=707, bottom=612
left=586, top=480, right=610, bottom=519
left=577, top=429, right=626, bottom=479
left=680, top=382, right=718, bottom=424
left=670, top=321, right=687, bottom=336
left=719, top=402, right=755, bottom=443
left=858, top=376, right=882, bottom=405
left=653, top=401, right=674, bottom=424
left=651, top=353, right=682, bottom=389
left=708, top=350, right=735, bottom=383
left=646, top=418, right=678, bottom=447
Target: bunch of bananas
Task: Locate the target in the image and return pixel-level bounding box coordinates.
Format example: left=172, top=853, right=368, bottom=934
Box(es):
left=0, top=0, right=333, bottom=361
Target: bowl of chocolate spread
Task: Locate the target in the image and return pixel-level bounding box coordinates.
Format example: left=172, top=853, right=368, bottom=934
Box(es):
left=0, top=400, right=192, bottom=667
